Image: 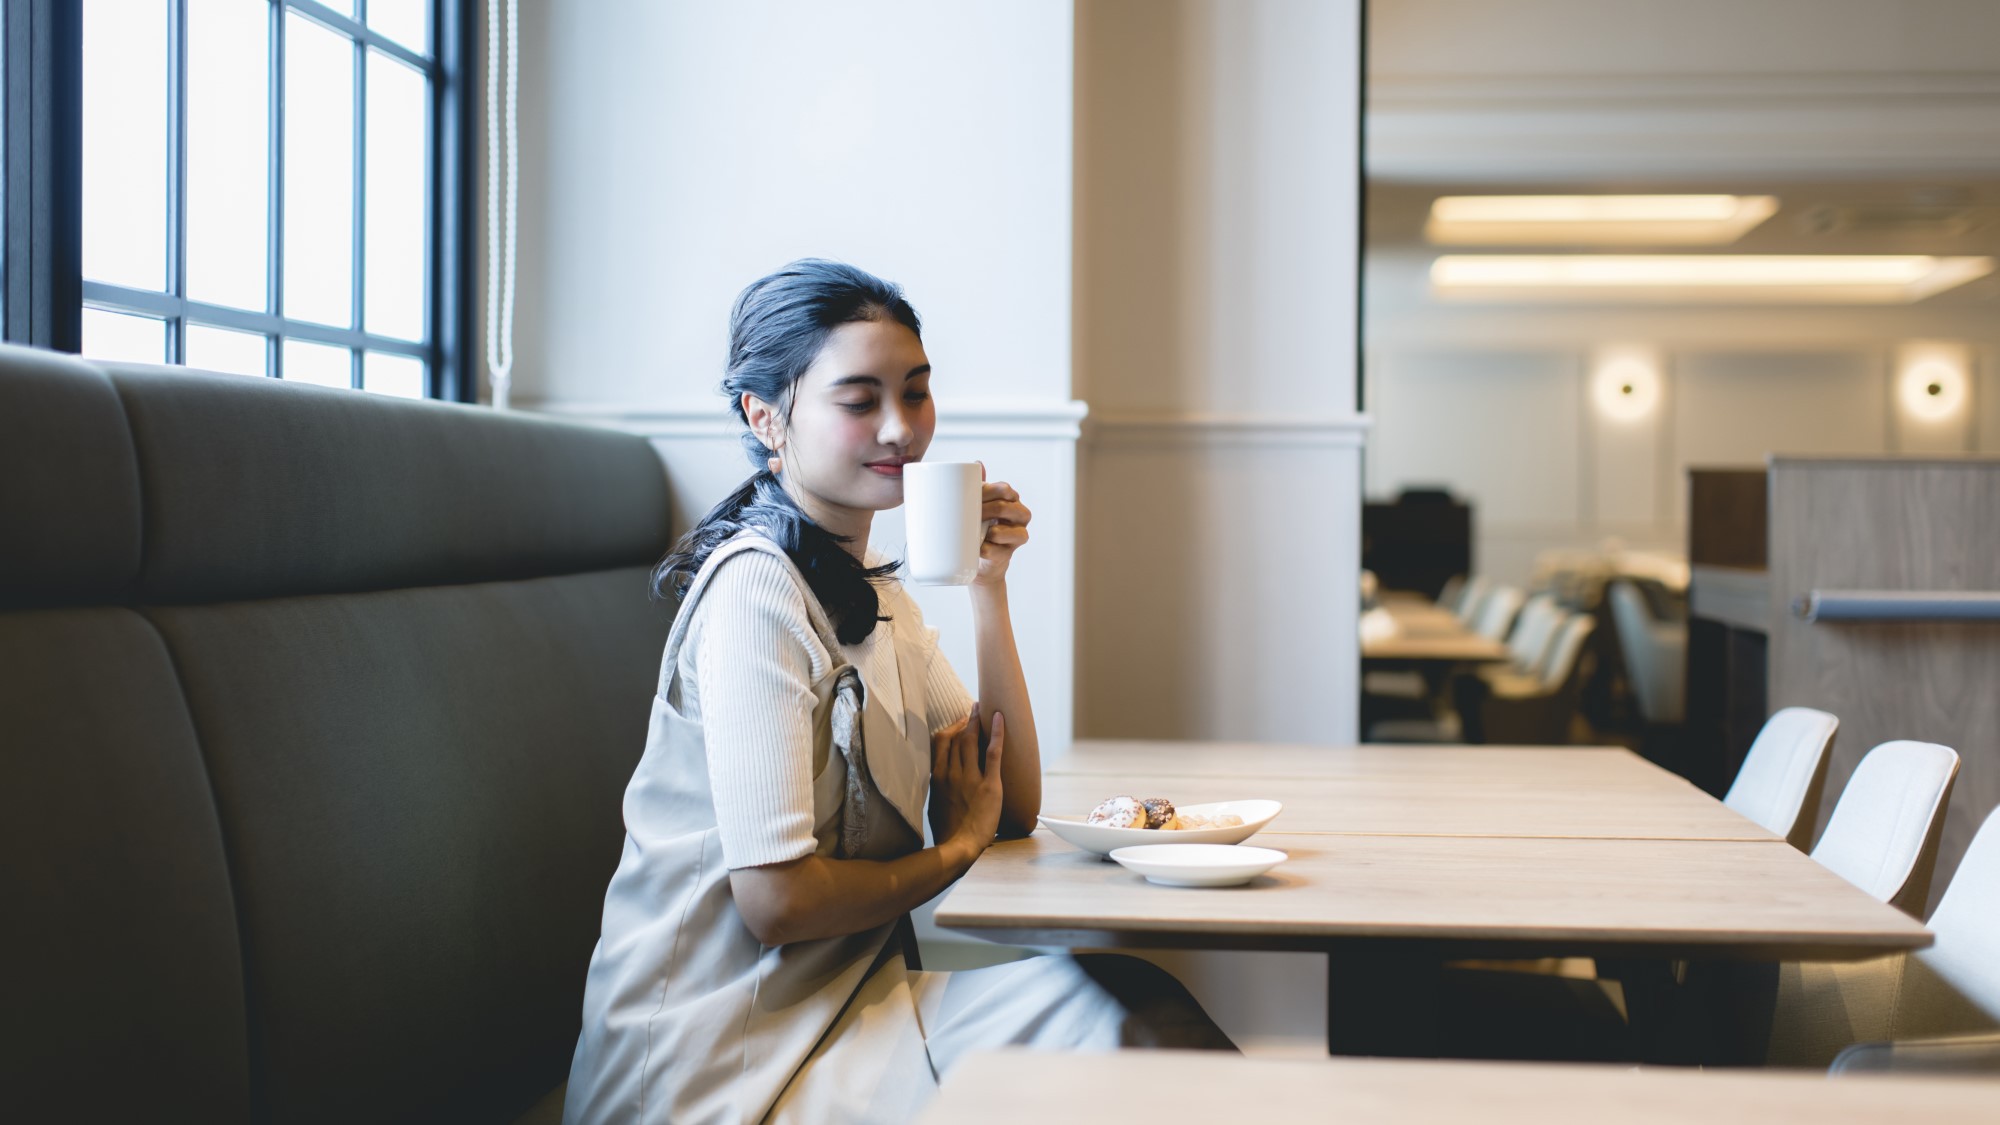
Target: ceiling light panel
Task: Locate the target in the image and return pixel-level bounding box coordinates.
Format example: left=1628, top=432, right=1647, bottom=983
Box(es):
left=1428, top=254, right=1994, bottom=304
left=1426, top=194, right=1780, bottom=246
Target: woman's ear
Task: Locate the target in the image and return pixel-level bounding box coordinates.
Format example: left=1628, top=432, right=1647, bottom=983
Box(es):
left=741, top=392, right=785, bottom=451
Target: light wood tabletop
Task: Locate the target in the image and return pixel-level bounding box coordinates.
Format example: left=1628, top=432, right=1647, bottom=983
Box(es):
left=1364, top=597, right=1513, bottom=663
left=1363, top=632, right=1514, bottom=663
left=918, top=1050, right=2000, bottom=1125
left=1038, top=771, right=1779, bottom=841
left=1049, top=740, right=1695, bottom=790
left=1376, top=600, right=1472, bottom=636
left=934, top=831, right=1930, bottom=960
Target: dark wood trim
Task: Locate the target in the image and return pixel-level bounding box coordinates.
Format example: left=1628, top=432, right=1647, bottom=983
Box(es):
left=3, top=0, right=81, bottom=351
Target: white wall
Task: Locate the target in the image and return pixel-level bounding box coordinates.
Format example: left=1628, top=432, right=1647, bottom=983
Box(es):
left=1365, top=343, right=2000, bottom=586
left=496, top=0, right=1082, bottom=752
left=1076, top=0, right=1366, bottom=746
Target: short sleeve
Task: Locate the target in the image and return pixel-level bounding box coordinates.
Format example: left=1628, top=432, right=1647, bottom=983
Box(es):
left=691, top=551, right=831, bottom=870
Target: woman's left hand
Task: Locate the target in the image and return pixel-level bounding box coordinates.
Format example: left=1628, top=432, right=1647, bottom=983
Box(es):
left=973, top=466, right=1031, bottom=586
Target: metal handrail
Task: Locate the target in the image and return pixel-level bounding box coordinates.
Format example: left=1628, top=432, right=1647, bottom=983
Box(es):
left=1793, top=590, right=2000, bottom=622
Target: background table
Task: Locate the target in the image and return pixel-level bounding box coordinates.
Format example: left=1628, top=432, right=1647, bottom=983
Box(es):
left=918, top=1049, right=2000, bottom=1125
left=1364, top=597, right=1513, bottom=664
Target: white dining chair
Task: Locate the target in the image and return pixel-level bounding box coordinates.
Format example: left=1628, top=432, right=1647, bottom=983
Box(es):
left=1472, top=614, right=1596, bottom=745
left=1502, top=593, right=1563, bottom=674
left=1453, top=576, right=1493, bottom=625
left=1437, top=575, right=1467, bottom=613
left=1749, top=804, right=2000, bottom=1070
left=1607, top=580, right=1686, bottom=725
left=1723, top=707, right=1839, bottom=851
left=1811, top=741, right=1961, bottom=917
left=1470, top=585, right=1525, bottom=643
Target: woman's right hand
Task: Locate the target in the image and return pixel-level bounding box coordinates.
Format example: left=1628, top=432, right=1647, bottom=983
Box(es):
left=929, top=703, right=1006, bottom=865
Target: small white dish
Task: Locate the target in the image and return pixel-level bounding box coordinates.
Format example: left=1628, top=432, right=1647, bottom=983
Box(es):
left=1108, top=843, right=1288, bottom=887
left=1038, top=799, right=1282, bottom=857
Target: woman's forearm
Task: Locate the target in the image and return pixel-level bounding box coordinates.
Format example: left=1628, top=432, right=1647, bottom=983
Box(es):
left=729, top=836, right=979, bottom=947
left=970, top=580, right=1040, bottom=835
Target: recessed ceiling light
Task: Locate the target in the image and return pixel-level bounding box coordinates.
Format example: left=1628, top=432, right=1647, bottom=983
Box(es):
left=1429, top=255, right=1995, bottom=303
left=1426, top=195, right=1779, bottom=246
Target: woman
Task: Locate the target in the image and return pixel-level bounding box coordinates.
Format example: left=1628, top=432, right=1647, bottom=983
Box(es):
left=564, top=260, right=1229, bottom=1125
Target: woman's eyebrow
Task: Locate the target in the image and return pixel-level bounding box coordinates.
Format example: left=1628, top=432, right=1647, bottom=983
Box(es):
left=829, top=365, right=931, bottom=388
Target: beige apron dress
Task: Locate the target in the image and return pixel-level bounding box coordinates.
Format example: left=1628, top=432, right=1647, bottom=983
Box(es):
left=564, top=534, right=1223, bottom=1125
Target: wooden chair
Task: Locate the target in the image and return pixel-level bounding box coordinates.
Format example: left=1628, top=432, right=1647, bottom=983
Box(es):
left=1723, top=707, right=1839, bottom=851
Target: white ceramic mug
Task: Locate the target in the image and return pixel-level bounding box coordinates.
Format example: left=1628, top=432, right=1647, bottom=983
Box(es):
left=902, top=461, right=984, bottom=585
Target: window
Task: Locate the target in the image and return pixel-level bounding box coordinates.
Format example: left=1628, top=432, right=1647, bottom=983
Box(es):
left=72, top=0, right=467, bottom=399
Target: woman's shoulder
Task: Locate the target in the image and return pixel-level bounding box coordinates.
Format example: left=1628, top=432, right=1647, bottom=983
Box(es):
left=694, top=534, right=806, bottom=611
left=687, top=534, right=835, bottom=654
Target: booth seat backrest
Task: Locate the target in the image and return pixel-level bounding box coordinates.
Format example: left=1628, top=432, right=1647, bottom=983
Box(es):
left=1, top=346, right=674, bottom=1124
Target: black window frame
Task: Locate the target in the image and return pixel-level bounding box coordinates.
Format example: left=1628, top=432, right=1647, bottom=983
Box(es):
left=3, top=0, right=474, bottom=402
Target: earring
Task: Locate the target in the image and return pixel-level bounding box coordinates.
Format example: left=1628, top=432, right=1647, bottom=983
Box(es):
left=766, top=454, right=783, bottom=475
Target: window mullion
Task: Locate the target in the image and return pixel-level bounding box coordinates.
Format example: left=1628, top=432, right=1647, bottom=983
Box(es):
left=435, top=0, right=466, bottom=400
left=350, top=15, right=365, bottom=388
left=167, top=0, right=189, bottom=363
left=267, top=0, right=284, bottom=378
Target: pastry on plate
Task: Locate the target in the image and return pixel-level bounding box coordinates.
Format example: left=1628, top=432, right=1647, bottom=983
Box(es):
left=1085, top=795, right=1148, bottom=829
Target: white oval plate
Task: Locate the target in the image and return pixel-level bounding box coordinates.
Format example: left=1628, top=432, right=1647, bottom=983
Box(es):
left=1038, top=799, right=1282, bottom=857
left=1109, top=843, right=1288, bottom=887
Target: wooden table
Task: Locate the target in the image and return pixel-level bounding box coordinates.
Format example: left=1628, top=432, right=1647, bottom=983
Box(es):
left=1365, top=597, right=1512, bottom=664
left=1363, top=631, right=1513, bottom=663
left=937, top=831, right=1924, bottom=960
left=1050, top=740, right=1702, bottom=788
left=1038, top=772, right=1777, bottom=841
left=937, top=739, right=1932, bottom=1056
left=919, top=1050, right=2000, bottom=1125
left=1044, top=743, right=1773, bottom=839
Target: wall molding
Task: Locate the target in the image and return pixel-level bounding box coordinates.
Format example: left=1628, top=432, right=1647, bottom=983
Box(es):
left=1086, top=412, right=1372, bottom=449
left=521, top=398, right=1091, bottom=442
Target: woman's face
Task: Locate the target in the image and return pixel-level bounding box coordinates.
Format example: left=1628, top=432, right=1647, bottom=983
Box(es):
left=761, top=318, right=935, bottom=517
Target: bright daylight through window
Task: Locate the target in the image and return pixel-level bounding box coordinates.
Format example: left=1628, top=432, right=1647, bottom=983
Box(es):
left=81, top=0, right=437, bottom=397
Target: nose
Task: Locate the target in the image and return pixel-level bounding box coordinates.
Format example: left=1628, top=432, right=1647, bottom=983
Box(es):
left=878, top=405, right=913, bottom=450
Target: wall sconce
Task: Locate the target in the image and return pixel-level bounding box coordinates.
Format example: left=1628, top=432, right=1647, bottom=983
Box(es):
left=1591, top=347, right=1662, bottom=422
left=1896, top=345, right=1969, bottom=422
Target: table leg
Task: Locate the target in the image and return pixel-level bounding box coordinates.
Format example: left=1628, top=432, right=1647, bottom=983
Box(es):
left=1326, top=946, right=1442, bottom=1056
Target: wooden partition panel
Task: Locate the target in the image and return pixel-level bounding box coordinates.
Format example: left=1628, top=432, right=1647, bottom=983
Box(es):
left=1768, top=456, right=2000, bottom=913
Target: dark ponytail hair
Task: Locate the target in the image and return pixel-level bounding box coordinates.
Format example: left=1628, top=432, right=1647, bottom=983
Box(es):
left=652, top=259, right=922, bottom=645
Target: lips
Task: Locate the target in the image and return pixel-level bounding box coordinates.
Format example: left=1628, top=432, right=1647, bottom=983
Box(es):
left=866, top=457, right=911, bottom=478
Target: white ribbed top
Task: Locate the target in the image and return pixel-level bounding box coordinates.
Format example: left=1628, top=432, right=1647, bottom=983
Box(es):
left=679, top=546, right=974, bottom=869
